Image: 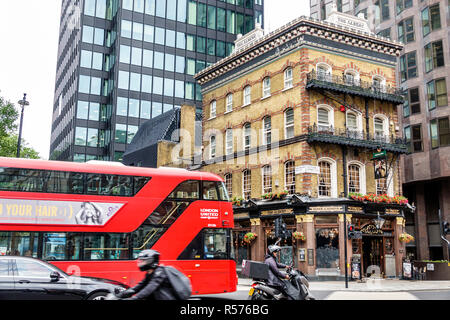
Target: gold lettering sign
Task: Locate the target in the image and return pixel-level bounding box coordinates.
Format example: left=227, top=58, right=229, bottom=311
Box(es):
left=386, top=208, right=400, bottom=215
left=261, top=208, right=293, bottom=216
left=361, top=224, right=383, bottom=235
left=234, top=213, right=249, bottom=219
left=308, top=206, right=344, bottom=213
left=348, top=206, right=363, bottom=213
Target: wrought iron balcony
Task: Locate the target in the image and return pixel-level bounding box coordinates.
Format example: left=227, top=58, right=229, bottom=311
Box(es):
left=306, top=70, right=404, bottom=104
left=307, top=124, right=408, bottom=154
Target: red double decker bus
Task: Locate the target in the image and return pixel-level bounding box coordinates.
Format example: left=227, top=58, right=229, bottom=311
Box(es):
left=0, top=157, right=236, bottom=295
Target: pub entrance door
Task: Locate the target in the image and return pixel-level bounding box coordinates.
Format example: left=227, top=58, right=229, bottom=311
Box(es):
left=362, top=236, right=383, bottom=277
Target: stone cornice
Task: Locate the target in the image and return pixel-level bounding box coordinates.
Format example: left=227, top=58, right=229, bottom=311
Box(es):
left=194, top=16, right=403, bottom=86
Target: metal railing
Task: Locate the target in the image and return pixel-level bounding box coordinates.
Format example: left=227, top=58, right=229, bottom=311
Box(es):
left=307, top=124, right=408, bottom=152
left=306, top=70, right=404, bottom=102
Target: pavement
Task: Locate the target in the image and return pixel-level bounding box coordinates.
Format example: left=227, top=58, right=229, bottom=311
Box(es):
left=237, top=276, right=450, bottom=292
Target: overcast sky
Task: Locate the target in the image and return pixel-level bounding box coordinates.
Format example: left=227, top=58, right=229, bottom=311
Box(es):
left=0, top=1, right=310, bottom=160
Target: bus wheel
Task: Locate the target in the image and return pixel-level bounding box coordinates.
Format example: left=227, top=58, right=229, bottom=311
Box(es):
left=87, top=292, right=108, bottom=300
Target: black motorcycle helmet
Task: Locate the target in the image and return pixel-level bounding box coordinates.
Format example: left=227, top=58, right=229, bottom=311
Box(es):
left=137, top=249, right=160, bottom=271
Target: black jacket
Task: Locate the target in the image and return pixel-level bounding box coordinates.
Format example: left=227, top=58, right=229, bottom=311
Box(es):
left=119, top=266, right=178, bottom=300
left=264, top=254, right=287, bottom=288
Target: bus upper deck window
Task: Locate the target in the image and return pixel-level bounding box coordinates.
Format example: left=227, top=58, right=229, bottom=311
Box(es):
left=168, top=181, right=199, bottom=199
left=202, top=181, right=218, bottom=200
left=217, top=181, right=230, bottom=202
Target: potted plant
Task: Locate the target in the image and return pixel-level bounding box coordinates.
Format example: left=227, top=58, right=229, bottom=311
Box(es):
left=231, top=196, right=244, bottom=206
left=278, top=190, right=289, bottom=200
left=292, top=231, right=306, bottom=241
left=243, top=232, right=257, bottom=244
left=398, top=233, right=414, bottom=243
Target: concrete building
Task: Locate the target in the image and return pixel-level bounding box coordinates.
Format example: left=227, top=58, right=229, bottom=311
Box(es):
left=194, top=10, right=414, bottom=279
left=310, top=0, right=450, bottom=262
left=49, top=0, right=264, bottom=163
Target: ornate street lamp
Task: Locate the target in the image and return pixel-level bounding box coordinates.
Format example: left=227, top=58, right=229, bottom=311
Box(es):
left=374, top=212, right=385, bottom=230
left=16, top=93, right=30, bottom=158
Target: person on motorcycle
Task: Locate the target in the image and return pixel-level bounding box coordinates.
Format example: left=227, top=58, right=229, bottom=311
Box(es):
left=264, top=244, right=290, bottom=297
left=115, top=249, right=178, bottom=300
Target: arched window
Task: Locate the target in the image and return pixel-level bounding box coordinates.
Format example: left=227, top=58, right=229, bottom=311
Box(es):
left=318, top=158, right=337, bottom=197
left=285, top=108, right=294, bottom=139
left=316, top=63, right=331, bottom=81
left=243, top=85, right=251, bottom=106
left=243, top=169, right=251, bottom=200
left=284, top=67, right=293, bottom=89
left=263, top=116, right=271, bottom=145
left=374, top=115, right=389, bottom=142
left=224, top=173, right=232, bottom=198
left=285, top=161, right=295, bottom=194
left=210, top=100, right=216, bottom=118
left=344, top=69, right=360, bottom=86
left=372, top=76, right=386, bottom=93
left=225, top=128, right=233, bottom=155
left=226, top=93, right=233, bottom=113
left=210, top=135, right=216, bottom=159
left=262, top=77, right=271, bottom=98
left=243, top=123, right=251, bottom=150
left=346, top=110, right=362, bottom=136
left=262, top=165, right=272, bottom=194
left=348, top=161, right=366, bottom=194
left=317, top=105, right=334, bottom=131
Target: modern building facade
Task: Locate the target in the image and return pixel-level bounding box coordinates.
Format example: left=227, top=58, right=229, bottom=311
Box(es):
left=50, top=0, right=264, bottom=163
left=194, top=10, right=413, bottom=278
left=310, top=0, right=450, bottom=263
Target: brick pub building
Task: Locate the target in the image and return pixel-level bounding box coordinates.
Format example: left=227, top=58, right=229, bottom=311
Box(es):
left=194, top=8, right=415, bottom=279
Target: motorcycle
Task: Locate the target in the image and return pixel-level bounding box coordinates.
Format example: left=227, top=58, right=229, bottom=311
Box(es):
left=248, top=264, right=315, bottom=300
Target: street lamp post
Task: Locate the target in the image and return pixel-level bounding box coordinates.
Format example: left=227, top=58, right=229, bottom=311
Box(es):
left=16, top=93, right=30, bottom=158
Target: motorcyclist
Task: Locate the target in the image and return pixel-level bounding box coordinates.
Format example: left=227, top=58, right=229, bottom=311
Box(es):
left=264, top=244, right=290, bottom=297
left=115, top=249, right=178, bottom=300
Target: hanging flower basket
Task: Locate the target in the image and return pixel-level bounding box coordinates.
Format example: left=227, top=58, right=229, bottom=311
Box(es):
left=232, top=196, right=244, bottom=206
left=349, top=193, right=409, bottom=205
left=398, top=233, right=414, bottom=243
left=292, top=231, right=306, bottom=241
left=243, top=232, right=257, bottom=244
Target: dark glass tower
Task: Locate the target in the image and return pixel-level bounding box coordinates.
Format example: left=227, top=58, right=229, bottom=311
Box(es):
left=50, top=0, right=264, bottom=162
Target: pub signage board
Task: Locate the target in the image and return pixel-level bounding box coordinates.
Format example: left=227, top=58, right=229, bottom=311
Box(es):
left=308, top=205, right=345, bottom=213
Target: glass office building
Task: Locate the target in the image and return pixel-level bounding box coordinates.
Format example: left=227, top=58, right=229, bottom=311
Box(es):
left=50, top=0, right=264, bottom=162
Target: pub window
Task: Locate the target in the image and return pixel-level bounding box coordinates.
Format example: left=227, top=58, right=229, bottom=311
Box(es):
left=316, top=228, right=339, bottom=269
left=243, top=123, right=251, bottom=150
left=316, top=63, right=331, bottom=81
left=348, top=162, right=365, bottom=194
left=317, top=105, right=334, bottom=131
left=376, top=178, right=388, bottom=195
left=284, top=67, right=293, bottom=89
left=210, top=100, right=216, bottom=119
left=374, top=115, right=389, bottom=142
left=262, top=165, right=272, bottom=194
left=225, top=128, right=233, bottom=155
left=210, top=135, right=216, bottom=159
left=224, top=174, right=232, bottom=198
left=263, top=116, right=271, bottom=145
left=284, top=161, right=295, bottom=195
left=318, top=158, right=337, bottom=198
left=262, top=77, right=271, bottom=98
left=242, top=169, right=251, bottom=200
left=243, top=85, right=251, bottom=106
left=284, top=108, right=294, bottom=139
left=226, top=93, right=233, bottom=113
